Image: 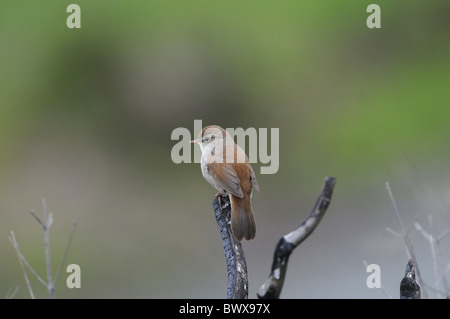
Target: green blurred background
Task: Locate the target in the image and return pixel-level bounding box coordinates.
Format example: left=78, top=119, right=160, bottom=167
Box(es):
left=1, top=1, right=449, bottom=298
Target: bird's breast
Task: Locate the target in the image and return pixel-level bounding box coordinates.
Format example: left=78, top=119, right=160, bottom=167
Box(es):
left=201, top=156, right=228, bottom=195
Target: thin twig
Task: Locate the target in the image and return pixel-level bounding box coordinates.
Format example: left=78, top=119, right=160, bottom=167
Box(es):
left=7, top=231, right=47, bottom=286
left=9, top=231, right=35, bottom=299
left=386, top=182, right=405, bottom=231
left=385, top=227, right=402, bottom=238
left=414, top=222, right=440, bottom=295
left=5, top=286, right=20, bottom=299
left=436, top=226, right=450, bottom=242
left=29, top=210, right=44, bottom=227
left=54, top=221, right=78, bottom=285
left=41, top=198, right=54, bottom=299
left=420, top=279, right=450, bottom=297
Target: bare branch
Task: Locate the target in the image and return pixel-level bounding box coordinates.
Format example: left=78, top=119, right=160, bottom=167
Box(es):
left=257, top=176, right=336, bottom=299
left=385, top=182, right=427, bottom=298
left=9, top=231, right=36, bottom=299
left=414, top=222, right=449, bottom=298
left=213, top=196, right=248, bottom=299
left=10, top=199, right=78, bottom=299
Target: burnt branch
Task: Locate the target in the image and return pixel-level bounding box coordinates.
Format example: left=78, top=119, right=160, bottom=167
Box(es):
left=213, top=195, right=248, bottom=299
left=400, top=259, right=421, bottom=299
left=212, top=176, right=335, bottom=299
left=257, top=176, right=336, bottom=299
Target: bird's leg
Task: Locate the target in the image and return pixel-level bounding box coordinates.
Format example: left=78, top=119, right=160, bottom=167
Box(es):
left=215, top=192, right=223, bottom=206
left=216, top=192, right=230, bottom=210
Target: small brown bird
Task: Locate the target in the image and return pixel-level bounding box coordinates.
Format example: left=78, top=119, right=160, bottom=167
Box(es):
left=191, top=125, right=259, bottom=241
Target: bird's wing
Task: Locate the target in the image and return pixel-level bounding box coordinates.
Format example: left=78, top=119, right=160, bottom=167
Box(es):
left=207, top=162, right=244, bottom=198
left=249, top=164, right=259, bottom=192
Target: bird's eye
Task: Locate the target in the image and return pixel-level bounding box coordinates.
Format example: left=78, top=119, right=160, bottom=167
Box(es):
left=210, top=135, right=215, bottom=141
left=203, top=136, right=210, bottom=142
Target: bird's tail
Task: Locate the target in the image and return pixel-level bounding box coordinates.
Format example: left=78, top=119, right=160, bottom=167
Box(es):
left=230, top=194, right=256, bottom=241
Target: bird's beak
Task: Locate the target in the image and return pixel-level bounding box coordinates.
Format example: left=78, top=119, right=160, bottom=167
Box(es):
left=189, top=138, right=201, bottom=144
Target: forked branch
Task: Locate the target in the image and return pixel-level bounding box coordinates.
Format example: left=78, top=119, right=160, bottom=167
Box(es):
left=213, top=176, right=335, bottom=299
left=9, top=199, right=77, bottom=299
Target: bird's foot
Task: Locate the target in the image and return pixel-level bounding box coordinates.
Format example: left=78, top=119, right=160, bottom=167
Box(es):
left=216, top=192, right=230, bottom=209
